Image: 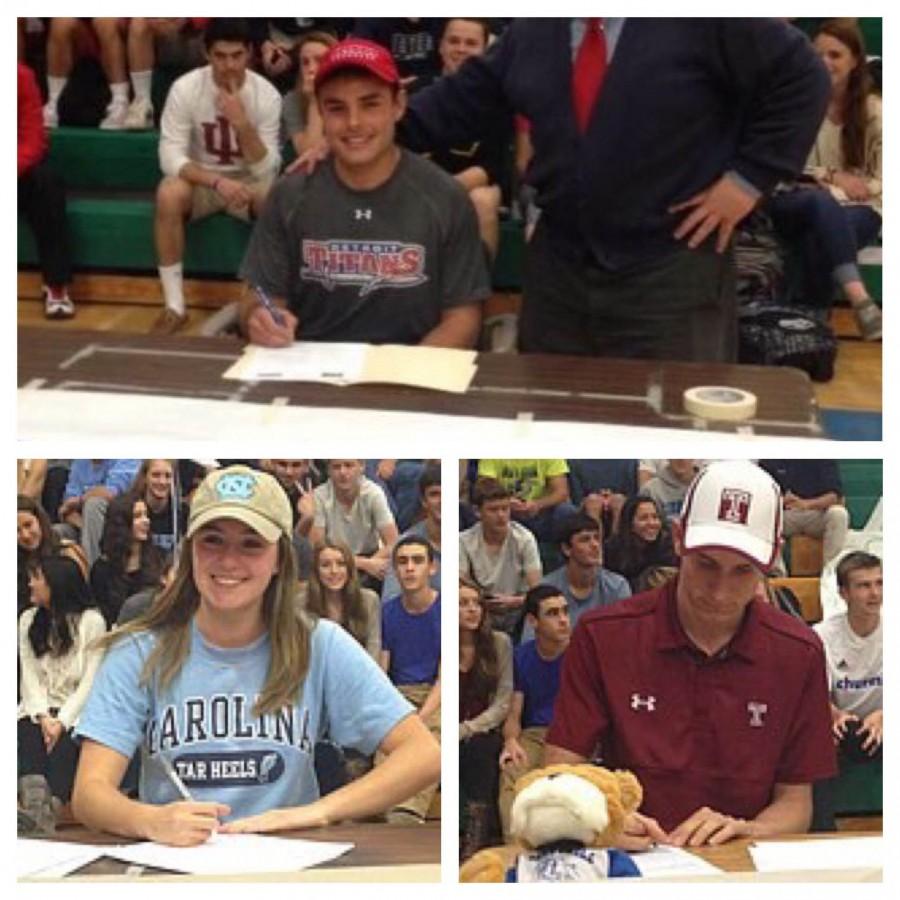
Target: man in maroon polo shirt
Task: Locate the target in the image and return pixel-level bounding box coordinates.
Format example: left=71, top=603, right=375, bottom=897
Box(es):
left=545, top=460, right=837, bottom=849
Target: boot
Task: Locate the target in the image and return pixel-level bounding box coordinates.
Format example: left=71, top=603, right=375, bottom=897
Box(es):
left=460, top=801, right=495, bottom=863
left=18, top=775, right=57, bottom=836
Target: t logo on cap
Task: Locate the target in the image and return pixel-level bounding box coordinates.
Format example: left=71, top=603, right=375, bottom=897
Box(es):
left=718, top=488, right=751, bottom=525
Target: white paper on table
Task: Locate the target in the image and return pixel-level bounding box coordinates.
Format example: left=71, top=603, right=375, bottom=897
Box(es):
left=224, top=342, right=367, bottom=385
left=224, top=342, right=478, bottom=394
left=749, top=836, right=882, bottom=873
left=632, top=845, right=725, bottom=878
left=105, top=832, right=354, bottom=875
left=17, top=839, right=107, bottom=879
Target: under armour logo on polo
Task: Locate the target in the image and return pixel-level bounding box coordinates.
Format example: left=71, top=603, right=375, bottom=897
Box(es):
left=747, top=701, right=768, bottom=727
left=355, top=209, right=372, bottom=220
left=719, top=488, right=751, bottom=524
left=630, top=694, right=656, bottom=712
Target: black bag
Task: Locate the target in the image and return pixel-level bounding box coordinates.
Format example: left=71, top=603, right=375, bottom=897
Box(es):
left=738, top=302, right=838, bottom=382
left=57, top=56, right=110, bottom=127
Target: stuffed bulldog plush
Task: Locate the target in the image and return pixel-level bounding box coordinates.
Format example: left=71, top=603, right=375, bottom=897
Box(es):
left=460, top=764, right=643, bottom=882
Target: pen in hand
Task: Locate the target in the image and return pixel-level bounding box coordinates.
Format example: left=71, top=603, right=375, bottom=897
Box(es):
left=160, top=754, right=194, bottom=802
left=253, top=285, right=287, bottom=328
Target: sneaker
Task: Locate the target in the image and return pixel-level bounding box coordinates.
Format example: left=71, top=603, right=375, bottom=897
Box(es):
left=853, top=298, right=882, bottom=341
left=42, top=101, right=58, bottom=129
left=123, top=96, right=154, bottom=130
left=18, top=775, right=56, bottom=837
left=150, top=308, right=189, bottom=335
left=99, top=99, right=129, bottom=130
left=43, top=287, right=75, bottom=320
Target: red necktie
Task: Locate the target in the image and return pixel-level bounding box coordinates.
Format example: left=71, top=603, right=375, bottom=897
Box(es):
left=572, top=19, right=607, bottom=134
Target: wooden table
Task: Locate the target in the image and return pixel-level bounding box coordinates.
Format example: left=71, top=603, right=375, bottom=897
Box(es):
left=26, top=821, right=440, bottom=881
left=18, top=328, right=823, bottom=438
left=460, top=831, right=880, bottom=881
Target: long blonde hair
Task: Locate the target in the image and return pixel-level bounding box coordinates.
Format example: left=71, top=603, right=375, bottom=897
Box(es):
left=304, top=539, right=370, bottom=648
left=99, top=532, right=312, bottom=717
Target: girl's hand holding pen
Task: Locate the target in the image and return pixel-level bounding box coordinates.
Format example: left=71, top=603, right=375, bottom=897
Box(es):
left=146, top=800, right=232, bottom=847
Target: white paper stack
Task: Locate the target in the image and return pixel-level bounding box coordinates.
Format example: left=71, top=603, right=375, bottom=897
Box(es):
left=749, top=836, right=882, bottom=873
left=224, top=342, right=478, bottom=394
left=633, top=845, right=726, bottom=879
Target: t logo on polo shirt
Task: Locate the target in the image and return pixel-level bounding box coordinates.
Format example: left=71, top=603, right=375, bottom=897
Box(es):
left=718, top=488, right=751, bottom=525
left=747, top=701, right=768, bottom=727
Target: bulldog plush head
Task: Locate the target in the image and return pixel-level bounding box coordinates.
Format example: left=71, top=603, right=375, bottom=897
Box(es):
left=460, top=765, right=644, bottom=883
left=511, top=764, right=642, bottom=850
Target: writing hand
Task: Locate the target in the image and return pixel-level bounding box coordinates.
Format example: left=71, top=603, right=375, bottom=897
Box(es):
left=246, top=304, right=298, bottom=348
left=147, top=801, right=232, bottom=847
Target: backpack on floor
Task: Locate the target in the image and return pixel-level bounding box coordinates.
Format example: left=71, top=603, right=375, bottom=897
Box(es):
left=737, top=302, right=838, bottom=382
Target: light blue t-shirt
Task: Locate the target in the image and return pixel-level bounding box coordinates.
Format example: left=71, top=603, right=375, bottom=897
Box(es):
left=75, top=618, right=412, bottom=820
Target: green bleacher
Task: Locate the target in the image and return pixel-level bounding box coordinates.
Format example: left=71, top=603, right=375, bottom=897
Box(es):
left=838, top=459, right=882, bottom=528
left=17, top=127, right=527, bottom=285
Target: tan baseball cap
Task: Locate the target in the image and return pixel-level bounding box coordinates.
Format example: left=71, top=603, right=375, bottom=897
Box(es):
left=680, top=461, right=783, bottom=571
left=187, top=465, right=292, bottom=543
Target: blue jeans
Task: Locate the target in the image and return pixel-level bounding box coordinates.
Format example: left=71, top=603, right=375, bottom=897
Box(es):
left=768, top=188, right=882, bottom=308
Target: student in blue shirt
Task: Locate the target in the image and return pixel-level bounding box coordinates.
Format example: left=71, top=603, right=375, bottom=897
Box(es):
left=379, top=534, right=441, bottom=822
left=72, top=465, right=440, bottom=847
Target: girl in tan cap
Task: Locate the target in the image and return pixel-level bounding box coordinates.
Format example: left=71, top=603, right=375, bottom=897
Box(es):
left=71, top=464, right=440, bottom=847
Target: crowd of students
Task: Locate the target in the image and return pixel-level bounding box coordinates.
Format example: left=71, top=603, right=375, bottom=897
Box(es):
left=18, top=17, right=881, bottom=347
left=457, top=459, right=882, bottom=861
left=17, top=458, right=442, bottom=840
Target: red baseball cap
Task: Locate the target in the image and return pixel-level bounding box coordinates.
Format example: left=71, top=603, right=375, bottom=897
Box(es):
left=314, top=38, right=401, bottom=91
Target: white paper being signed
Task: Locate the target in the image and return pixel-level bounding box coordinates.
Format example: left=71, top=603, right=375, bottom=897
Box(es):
left=106, top=832, right=353, bottom=875
left=224, top=342, right=477, bottom=394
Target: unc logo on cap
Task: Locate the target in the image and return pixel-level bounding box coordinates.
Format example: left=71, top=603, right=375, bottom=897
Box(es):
left=718, top=488, right=751, bottom=525
left=215, top=472, right=257, bottom=501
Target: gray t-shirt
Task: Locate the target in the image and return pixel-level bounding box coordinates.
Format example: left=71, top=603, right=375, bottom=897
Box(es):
left=240, top=149, right=491, bottom=343
left=459, top=521, right=542, bottom=597
left=313, top=477, right=396, bottom=556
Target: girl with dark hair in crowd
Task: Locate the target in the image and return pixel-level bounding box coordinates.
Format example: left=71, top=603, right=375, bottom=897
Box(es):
left=603, top=495, right=678, bottom=592
left=90, top=493, right=165, bottom=627
left=18, top=555, right=106, bottom=835
left=459, top=576, right=512, bottom=861
left=18, top=494, right=88, bottom=617
left=768, top=18, right=882, bottom=340
left=302, top=539, right=380, bottom=660
left=128, top=459, right=187, bottom=556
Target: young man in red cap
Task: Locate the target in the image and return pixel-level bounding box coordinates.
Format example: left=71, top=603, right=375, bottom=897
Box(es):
left=545, top=460, right=837, bottom=849
left=239, top=37, right=489, bottom=348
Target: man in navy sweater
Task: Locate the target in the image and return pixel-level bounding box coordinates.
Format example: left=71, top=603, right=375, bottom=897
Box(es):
left=401, top=19, right=830, bottom=362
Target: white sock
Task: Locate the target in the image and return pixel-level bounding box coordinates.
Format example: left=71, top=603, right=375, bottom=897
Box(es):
left=47, top=75, right=67, bottom=104
left=130, top=70, right=152, bottom=103
left=159, top=263, right=185, bottom=315
left=109, top=81, right=129, bottom=104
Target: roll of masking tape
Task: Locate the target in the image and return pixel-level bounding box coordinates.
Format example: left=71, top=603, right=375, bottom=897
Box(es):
left=683, top=386, right=757, bottom=421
